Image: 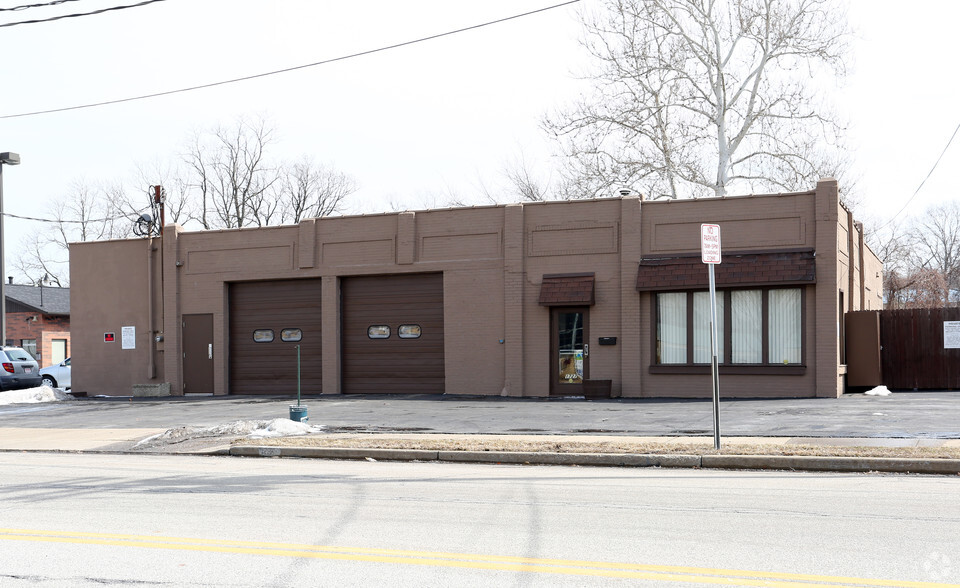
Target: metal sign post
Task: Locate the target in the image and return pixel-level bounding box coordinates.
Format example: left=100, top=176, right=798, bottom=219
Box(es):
left=701, top=224, right=722, bottom=450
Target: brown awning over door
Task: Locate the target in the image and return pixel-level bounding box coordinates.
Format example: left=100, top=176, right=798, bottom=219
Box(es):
left=539, top=273, right=595, bottom=306
left=636, top=250, right=816, bottom=291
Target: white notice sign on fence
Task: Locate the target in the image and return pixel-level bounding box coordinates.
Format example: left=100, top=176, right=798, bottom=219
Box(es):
left=945, top=321, right=960, bottom=349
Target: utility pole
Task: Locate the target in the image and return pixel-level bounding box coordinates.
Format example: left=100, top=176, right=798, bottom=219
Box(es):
left=0, top=152, right=22, bottom=347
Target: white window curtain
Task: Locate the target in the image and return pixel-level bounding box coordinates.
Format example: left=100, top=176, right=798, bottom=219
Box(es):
left=769, top=288, right=802, bottom=364
left=731, top=290, right=762, bottom=363
left=657, top=293, right=686, bottom=364
left=693, top=291, right=724, bottom=363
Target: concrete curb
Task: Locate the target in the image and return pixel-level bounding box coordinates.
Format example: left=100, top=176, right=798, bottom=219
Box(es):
left=229, top=445, right=960, bottom=475
left=230, top=446, right=440, bottom=461
left=701, top=454, right=960, bottom=475
left=436, top=450, right=700, bottom=468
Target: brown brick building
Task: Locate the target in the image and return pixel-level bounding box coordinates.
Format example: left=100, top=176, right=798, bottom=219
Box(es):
left=4, top=283, right=70, bottom=366
left=70, top=178, right=881, bottom=399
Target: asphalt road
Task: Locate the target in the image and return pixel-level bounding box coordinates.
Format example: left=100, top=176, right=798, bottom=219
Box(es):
left=0, top=452, right=956, bottom=587
left=2, top=391, right=960, bottom=438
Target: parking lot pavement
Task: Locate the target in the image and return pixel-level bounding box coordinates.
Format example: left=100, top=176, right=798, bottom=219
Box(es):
left=0, top=390, right=958, bottom=440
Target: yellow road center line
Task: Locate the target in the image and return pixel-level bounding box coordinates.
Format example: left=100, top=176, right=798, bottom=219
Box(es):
left=0, top=528, right=954, bottom=588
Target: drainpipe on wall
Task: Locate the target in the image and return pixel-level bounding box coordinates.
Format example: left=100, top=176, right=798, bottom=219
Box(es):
left=153, top=185, right=166, bottom=347
left=147, top=238, right=155, bottom=380
left=847, top=209, right=855, bottom=311
left=857, top=222, right=866, bottom=309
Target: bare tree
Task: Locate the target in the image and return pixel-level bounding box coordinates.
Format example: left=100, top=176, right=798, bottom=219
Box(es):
left=184, top=116, right=280, bottom=229
left=14, top=181, right=129, bottom=286
left=546, top=0, right=849, bottom=199
left=279, top=157, right=356, bottom=223
left=502, top=154, right=550, bottom=202
left=864, top=217, right=910, bottom=308
left=885, top=268, right=950, bottom=309
left=909, top=200, right=960, bottom=303
left=16, top=117, right=358, bottom=286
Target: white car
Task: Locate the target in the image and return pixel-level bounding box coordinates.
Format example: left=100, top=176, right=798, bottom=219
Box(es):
left=39, top=357, right=71, bottom=390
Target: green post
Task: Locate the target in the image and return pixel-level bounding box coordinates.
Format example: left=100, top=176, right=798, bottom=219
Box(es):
left=289, top=345, right=307, bottom=422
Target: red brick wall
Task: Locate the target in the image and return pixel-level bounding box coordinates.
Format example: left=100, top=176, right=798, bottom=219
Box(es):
left=5, top=311, right=71, bottom=364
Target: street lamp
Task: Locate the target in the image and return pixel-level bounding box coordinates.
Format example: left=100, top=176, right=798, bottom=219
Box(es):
left=0, top=152, right=20, bottom=348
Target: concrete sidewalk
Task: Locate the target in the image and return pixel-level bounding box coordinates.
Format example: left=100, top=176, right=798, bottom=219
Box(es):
left=0, top=427, right=164, bottom=452
left=2, top=392, right=960, bottom=474
left=3, top=391, right=960, bottom=438
left=2, top=426, right=959, bottom=476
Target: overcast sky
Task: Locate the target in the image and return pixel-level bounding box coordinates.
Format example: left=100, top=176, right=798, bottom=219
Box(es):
left=1, top=0, right=959, bottom=281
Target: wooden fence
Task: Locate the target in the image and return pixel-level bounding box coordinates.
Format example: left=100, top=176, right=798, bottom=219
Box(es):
left=878, top=307, right=960, bottom=390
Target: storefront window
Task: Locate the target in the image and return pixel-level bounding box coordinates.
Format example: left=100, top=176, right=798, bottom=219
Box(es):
left=769, top=289, right=802, bottom=364
left=693, top=292, right=723, bottom=363
left=656, top=293, right=686, bottom=364
left=731, top=290, right=762, bottom=363
left=654, top=288, right=803, bottom=367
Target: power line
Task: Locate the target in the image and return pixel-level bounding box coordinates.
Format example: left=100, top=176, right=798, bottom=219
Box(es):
left=3, top=207, right=148, bottom=224
left=0, top=0, right=581, bottom=119
left=0, top=0, right=166, bottom=27
left=874, top=121, right=960, bottom=231
left=1, top=0, right=85, bottom=12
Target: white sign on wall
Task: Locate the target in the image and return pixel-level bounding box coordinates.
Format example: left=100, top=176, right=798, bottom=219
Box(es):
left=121, top=326, right=136, bottom=350
left=945, top=321, right=960, bottom=349
left=701, top=224, right=722, bottom=264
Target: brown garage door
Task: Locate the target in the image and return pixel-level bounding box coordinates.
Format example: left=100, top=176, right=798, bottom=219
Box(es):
left=229, top=279, right=322, bottom=395
left=342, top=273, right=444, bottom=394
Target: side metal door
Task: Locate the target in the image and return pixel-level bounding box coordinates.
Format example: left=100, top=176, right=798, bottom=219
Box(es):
left=182, top=313, right=214, bottom=394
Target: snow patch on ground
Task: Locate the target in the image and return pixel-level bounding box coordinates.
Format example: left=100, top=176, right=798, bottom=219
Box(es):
left=865, top=386, right=892, bottom=396
left=0, top=386, right=75, bottom=405
left=134, top=418, right=324, bottom=449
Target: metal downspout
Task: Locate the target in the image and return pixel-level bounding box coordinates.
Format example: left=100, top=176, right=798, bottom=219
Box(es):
left=847, top=210, right=855, bottom=311
left=858, top=223, right=866, bottom=310
left=147, top=238, right=155, bottom=380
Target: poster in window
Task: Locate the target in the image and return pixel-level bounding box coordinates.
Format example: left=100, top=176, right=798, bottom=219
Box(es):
left=558, top=351, right=584, bottom=384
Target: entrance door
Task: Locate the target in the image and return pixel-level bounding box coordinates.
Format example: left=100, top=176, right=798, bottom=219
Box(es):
left=182, top=313, right=214, bottom=394
left=550, top=307, right=589, bottom=396
left=51, top=339, right=68, bottom=364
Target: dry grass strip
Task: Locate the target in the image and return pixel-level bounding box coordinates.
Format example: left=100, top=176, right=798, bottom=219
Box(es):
left=246, top=435, right=960, bottom=460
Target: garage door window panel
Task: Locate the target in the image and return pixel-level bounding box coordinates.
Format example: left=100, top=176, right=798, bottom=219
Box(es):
left=368, top=326, right=391, bottom=339
left=398, top=325, right=421, bottom=339
left=253, top=329, right=275, bottom=343
left=281, top=328, right=303, bottom=342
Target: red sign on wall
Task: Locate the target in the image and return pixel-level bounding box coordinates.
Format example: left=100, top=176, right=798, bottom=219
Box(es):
left=104, top=332, right=115, bottom=342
